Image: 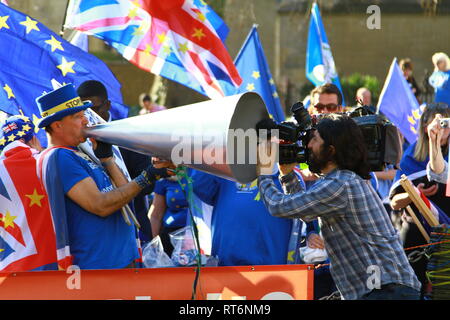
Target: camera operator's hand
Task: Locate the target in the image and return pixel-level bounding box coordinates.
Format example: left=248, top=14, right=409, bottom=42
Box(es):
left=256, top=140, right=278, bottom=176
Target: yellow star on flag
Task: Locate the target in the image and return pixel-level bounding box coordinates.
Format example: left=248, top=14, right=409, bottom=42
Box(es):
left=16, top=131, right=26, bottom=137
left=2, top=210, right=16, bottom=229
left=252, top=71, right=260, bottom=79
left=0, top=15, right=9, bottom=30
left=192, top=28, right=205, bottom=40
left=57, top=57, right=76, bottom=76
left=45, top=36, right=64, bottom=52
left=196, top=12, right=206, bottom=22
left=7, top=133, right=16, bottom=142
left=32, top=114, right=41, bottom=133
left=199, top=0, right=207, bottom=5
left=178, top=42, right=189, bottom=54
left=0, top=249, right=4, bottom=253
left=269, top=78, right=275, bottom=85
left=246, top=83, right=255, bottom=91
left=20, top=16, right=40, bottom=34
left=132, top=25, right=145, bottom=36
left=22, top=123, right=31, bottom=132
left=407, top=116, right=416, bottom=125
left=128, top=7, right=139, bottom=19
left=0, top=137, right=6, bottom=146
left=157, top=32, right=167, bottom=44
left=287, top=250, right=295, bottom=262
left=162, top=45, right=172, bottom=55
left=412, top=109, right=421, bottom=120
left=3, top=84, right=14, bottom=99
left=410, top=126, right=417, bottom=134
left=143, top=44, right=153, bottom=55
left=26, top=189, right=45, bottom=207
left=273, top=92, right=279, bottom=98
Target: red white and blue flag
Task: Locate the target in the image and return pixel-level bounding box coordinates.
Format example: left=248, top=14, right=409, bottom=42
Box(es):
left=65, top=0, right=242, bottom=98
left=0, top=142, right=72, bottom=272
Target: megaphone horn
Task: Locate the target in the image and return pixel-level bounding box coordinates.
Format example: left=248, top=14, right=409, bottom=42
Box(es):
left=84, top=92, right=272, bottom=184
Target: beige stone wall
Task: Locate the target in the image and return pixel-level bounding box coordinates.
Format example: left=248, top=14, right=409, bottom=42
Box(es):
left=278, top=12, right=450, bottom=104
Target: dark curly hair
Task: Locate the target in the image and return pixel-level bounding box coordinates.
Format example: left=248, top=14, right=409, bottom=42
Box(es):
left=315, top=113, right=371, bottom=179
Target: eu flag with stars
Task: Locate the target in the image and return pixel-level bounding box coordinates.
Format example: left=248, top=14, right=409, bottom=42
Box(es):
left=0, top=3, right=128, bottom=148
left=306, top=2, right=345, bottom=106
left=227, top=25, right=285, bottom=122
left=377, top=58, right=422, bottom=144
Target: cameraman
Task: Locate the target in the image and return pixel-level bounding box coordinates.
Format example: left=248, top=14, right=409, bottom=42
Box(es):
left=257, top=113, right=421, bottom=300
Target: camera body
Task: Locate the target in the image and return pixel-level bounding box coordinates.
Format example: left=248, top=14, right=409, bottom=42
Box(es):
left=256, top=102, right=313, bottom=165
left=257, top=104, right=400, bottom=171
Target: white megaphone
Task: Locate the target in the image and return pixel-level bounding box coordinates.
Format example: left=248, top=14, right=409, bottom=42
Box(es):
left=84, top=92, right=273, bottom=183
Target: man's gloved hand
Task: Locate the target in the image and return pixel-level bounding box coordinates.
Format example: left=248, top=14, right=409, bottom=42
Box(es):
left=93, top=140, right=113, bottom=159
left=134, top=164, right=171, bottom=189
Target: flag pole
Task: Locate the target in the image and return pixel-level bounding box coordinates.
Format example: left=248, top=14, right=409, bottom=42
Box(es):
left=59, top=0, right=71, bottom=38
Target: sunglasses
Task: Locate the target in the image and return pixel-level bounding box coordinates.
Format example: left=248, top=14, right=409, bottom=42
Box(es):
left=314, top=103, right=339, bottom=112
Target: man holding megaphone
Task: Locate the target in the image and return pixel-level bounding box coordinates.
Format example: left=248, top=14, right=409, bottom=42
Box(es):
left=36, top=84, right=172, bottom=269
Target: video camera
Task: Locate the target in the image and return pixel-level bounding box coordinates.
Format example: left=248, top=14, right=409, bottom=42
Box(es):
left=257, top=103, right=402, bottom=171
left=256, top=102, right=313, bottom=165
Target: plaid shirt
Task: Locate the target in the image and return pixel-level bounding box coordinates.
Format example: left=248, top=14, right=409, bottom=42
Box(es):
left=258, top=169, right=421, bottom=300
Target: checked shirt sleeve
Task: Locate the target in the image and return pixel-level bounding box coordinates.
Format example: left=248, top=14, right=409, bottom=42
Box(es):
left=258, top=172, right=348, bottom=222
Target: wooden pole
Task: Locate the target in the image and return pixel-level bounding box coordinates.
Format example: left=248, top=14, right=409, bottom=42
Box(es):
left=405, top=205, right=430, bottom=242
left=399, top=174, right=439, bottom=227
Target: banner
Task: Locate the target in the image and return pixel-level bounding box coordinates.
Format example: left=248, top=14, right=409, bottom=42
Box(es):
left=0, top=265, right=314, bottom=300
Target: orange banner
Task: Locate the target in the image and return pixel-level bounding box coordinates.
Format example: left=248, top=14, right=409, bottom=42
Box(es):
left=0, top=264, right=313, bottom=300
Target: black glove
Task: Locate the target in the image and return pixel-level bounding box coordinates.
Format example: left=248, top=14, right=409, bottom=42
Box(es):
left=134, top=164, right=171, bottom=189
left=94, top=140, right=113, bottom=159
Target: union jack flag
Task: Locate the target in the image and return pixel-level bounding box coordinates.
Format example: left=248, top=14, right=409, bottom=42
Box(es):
left=65, top=0, right=242, bottom=99
left=0, top=141, right=72, bottom=272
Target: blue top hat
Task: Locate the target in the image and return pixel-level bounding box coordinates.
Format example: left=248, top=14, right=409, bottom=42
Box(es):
left=0, top=115, right=35, bottom=151
left=36, top=84, right=92, bottom=128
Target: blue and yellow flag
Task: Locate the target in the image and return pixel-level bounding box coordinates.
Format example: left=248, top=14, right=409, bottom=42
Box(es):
left=306, top=2, right=345, bottom=105
left=377, top=58, right=422, bottom=144
left=228, top=25, right=285, bottom=122
left=0, top=4, right=128, bottom=147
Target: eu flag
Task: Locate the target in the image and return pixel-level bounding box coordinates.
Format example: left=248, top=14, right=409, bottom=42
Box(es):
left=377, top=58, right=422, bottom=144
left=227, top=25, right=285, bottom=122
left=306, top=2, right=345, bottom=105
left=0, top=4, right=128, bottom=147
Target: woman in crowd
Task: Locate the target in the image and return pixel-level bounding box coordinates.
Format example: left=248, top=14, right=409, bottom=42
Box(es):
left=389, top=102, right=450, bottom=297
left=429, top=52, right=450, bottom=106
left=148, top=174, right=189, bottom=256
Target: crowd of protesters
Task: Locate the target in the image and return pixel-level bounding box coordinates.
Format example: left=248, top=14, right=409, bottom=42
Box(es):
left=1, top=53, right=450, bottom=300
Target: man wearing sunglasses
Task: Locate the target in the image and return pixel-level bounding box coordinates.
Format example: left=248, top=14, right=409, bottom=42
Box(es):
left=310, top=83, right=344, bottom=115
